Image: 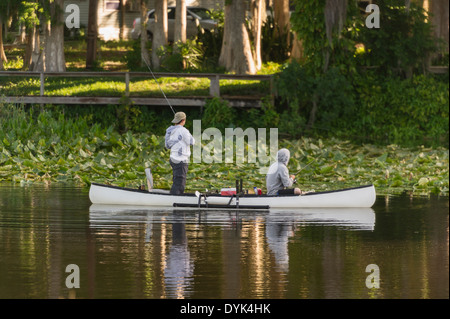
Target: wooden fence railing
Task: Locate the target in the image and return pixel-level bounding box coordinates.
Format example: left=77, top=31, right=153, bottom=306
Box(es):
left=0, top=71, right=274, bottom=108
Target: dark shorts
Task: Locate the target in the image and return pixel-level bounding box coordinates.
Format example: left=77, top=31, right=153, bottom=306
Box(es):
left=277, top=188, right=296, bottom=196
left=170, top=159, right=188, bottom=195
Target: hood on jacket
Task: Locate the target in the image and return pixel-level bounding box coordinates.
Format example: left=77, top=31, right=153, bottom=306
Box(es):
left=277, top=148, right=290, bottom=165
left=165, top=125, right=182, bottom=148
left=165, top=125, right=180, bottom=135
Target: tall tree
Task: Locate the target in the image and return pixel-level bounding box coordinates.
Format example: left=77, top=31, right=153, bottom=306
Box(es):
left=219, top=0, right=256, bottom=74
left=274, top=0, right=290, bottom=44
left=428, top=0, right=449, bottom=53
left=251, top=0, right=263, bottom=70
left=34, top=0, right=66, bottom=72
left=290, top=32, right=304, bottom=61
left=140, top=0, right=150, bottom=67
left=19, top=0, right=41, bottom=70
left=0, top=0, right=13, bottom=70
left=152, top=0, right=168, bottom=69
left=0, top=16, right=7, bottom=70
left=119, top=0, right=125, bottom=40
left=86, top=0, right=98, bottom=69
left=174, top=0, right=186, bottom=45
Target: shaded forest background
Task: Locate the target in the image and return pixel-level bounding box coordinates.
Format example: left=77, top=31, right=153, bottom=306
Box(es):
left=0, top=0, right=448, bottom=147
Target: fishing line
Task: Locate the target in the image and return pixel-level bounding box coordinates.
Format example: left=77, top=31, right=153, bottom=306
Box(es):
left=142, top=56, right=176, bottom=115
left=294, top=157, right=319, bottom=175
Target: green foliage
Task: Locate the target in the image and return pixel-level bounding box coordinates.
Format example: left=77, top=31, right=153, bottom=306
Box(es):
left=0, top=73, right=269, bottom=98
left=279, top=0, right=449, bottom=147
left=18, top=1, right=43, bottom=28
left=123, top=40, right=149, bottom=71
left=351, top=72, right=449, bottom=146
left=116, top=99, right=142, bottom=133
left=201, top=97, right=235, bottom=132
left=232, top=96, right=280, bottom=130
left=196, top=9, right=225, bottom=68
left=255, top=96, right=280, bottom=129
left=1, top=103, right=448, bottom=196
left=274, top=61, right=355, bottom=136
left=290, top=0, right=326, bottom=64
left=290, top=0, right=361, bottom=73
left=290, top=0, right=328, bottom=71
left=259, top=7, right=292, bottom=63
left=159, top=40, right=204, bottom=72
left=356, top=1, right=439, bottom=76
left=275, top=60, right=449, bottom=147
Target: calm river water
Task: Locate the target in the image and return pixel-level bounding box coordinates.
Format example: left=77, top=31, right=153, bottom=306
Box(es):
left=0, top=183, right=448, bottom=300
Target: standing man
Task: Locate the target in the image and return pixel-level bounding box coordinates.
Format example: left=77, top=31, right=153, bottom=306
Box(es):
left=165, top=112, right=195, bottom=194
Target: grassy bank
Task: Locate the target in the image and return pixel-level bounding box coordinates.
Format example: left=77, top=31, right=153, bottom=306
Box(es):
left=1, top=104, right=448, bottom=196
left=1, top=40, right=273, bottom=98
left=0, top=75, right=269, bottom=98
left=3, top=40, right=134, bottom=71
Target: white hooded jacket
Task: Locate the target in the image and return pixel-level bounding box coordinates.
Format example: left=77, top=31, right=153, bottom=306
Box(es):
left=266, top=148, right=294, bottom=196
left=165, top=125, right=195, bottom=163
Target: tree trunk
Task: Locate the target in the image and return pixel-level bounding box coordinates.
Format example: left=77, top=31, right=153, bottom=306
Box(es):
left=140, top=0, right=150, bottom=67
left=174, top=0, right=186, bottom=45
left=119, top=0, right=125, bottom=40
left=174, top=0, right=186, bottom=68
left=24, top=24, right=36, bottom=70
left=429, top=0, right=449, bottom=53
left=219, top=0, right=256, bottom=75
left=0, top=16, right=7, bottom=70
left=274, top=0, right=290, bottom=45
left=30, top=27, right=41, bottom=70
left=34, top=0, right=66, bottom=72
left=86, top=0, right=98, bottom=69
left=252, top=0, right=263, bottom=70
left=152, top=0, right=168, bottom=69
left=19, top=24, right=26, bottom=44
left=290, top=32, right=304, bottom=61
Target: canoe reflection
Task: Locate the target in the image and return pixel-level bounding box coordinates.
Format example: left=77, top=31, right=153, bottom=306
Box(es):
left=89, top=205, right=375, bottom=231
left=88, top=205, right=375, bottom=298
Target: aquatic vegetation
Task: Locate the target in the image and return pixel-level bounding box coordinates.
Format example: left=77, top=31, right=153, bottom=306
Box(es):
left=0, top=104, right=448, bottom=196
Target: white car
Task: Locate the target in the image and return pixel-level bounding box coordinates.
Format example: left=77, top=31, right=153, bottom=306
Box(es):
left=131, top=7, right=217, bottom=41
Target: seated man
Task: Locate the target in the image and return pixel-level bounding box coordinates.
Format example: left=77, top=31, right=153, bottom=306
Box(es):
left=266, top=148, right=302, bottom=196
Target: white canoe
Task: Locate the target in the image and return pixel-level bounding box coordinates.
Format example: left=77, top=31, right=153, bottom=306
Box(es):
left=89, top=183, right=376, bottom=208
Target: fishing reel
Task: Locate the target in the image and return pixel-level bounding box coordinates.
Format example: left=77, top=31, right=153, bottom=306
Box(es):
left=291, top=175, right=297, bottom=184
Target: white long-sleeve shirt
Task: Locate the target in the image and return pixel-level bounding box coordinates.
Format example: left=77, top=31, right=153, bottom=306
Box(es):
left=164, top=125, right=195, bottom=163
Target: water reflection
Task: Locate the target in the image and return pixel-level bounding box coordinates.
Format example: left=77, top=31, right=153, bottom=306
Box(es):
left=1, top=183, right=447, bottom=299
left=88, top=205, right=376, bottom=230
left=88, top=205, right=375, bottom=298
left=164, top=219, right=194, bottom=299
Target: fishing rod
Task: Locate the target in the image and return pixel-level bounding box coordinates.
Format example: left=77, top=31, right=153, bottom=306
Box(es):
left=142, top=56, right=176, bottom=115
left=294, top=157, right=319, bottom=175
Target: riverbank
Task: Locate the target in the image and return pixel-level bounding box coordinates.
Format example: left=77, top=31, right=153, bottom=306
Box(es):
left=0, top=105, right=448, bottom=196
